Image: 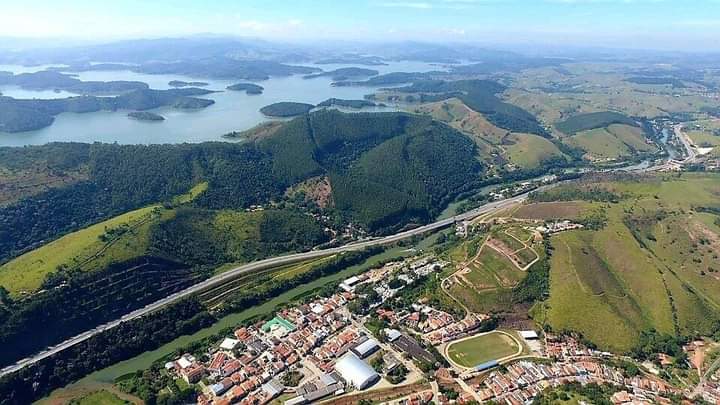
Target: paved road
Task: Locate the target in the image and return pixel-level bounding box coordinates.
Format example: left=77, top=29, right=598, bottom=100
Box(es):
left=675, top=124, right=698, bottom=162
left=0, top=190, right=532, bottom=377
left=2, top=149, right=674, bottom=378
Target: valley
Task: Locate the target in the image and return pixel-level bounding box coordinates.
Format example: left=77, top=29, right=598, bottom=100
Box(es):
left=0, top=30, right=719, bottom=405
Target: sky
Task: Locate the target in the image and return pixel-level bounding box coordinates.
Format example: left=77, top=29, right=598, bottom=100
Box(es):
left=1, top=0, right=719, bottom=51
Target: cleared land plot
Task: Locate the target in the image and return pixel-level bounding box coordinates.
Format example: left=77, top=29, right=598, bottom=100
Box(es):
left=505, top=226, right=533, bottom=243
left=448, top=280, right=515, bottom=314
left=466, top=248, right=526, bottom=289
left=504, top=133, right=567, bottom=169
left=493, top=231, right=525, bottom=253
left=513, top=201, right=589, bottom=220
left=446, top=331, right=520, bottom=368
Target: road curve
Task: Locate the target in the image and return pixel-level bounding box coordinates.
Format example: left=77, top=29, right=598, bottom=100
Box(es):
left=0, top=190, right=533, bottom=377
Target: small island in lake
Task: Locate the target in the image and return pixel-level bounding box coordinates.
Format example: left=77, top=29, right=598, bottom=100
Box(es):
left=226, top=83, right=264, bottom=94
left=172, top=98, right=215, bottom=109
left=168, top=80, right=209, bottom=88
left=128, top=111, right=165, bottom=121
left=303, top=67, right=379, bottom=81
left=259, top=102, right=314, bottom=117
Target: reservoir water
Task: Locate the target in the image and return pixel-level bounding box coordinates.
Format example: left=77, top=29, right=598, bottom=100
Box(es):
left=0, top=61, right=446, bottom=146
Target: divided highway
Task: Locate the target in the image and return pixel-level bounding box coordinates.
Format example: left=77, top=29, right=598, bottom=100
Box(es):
left=0, top=190, right=532, bottom=378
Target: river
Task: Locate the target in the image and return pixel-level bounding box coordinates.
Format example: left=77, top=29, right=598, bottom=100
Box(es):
left=36, top=245, right=416, bottom=403
left=0, top=61, right=446, bottom=147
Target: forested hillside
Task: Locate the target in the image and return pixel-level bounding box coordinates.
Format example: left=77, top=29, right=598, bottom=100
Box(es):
left=1, top=110, right=485, bottom=265
left=391, top=79, right=550, bottom=136
left=259, top=110, right=484, bottom=231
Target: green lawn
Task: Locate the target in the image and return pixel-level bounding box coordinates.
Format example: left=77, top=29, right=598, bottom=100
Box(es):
left=446, top=331, right=520, bottom=368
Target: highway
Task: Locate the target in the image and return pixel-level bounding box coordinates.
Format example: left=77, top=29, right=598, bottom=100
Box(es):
left=0, top=190, right=532, bottom=378
left=675, top=123, right=698, bottom=162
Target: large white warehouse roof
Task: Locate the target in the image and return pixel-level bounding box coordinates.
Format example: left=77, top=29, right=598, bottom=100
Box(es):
left=334, top=352, right=379, bottom=390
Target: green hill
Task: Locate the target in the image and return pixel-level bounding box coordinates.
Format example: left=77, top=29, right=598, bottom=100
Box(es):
left=258, top=109, right=483, bottom=230
left=536, top=173, right=720, bottom=352
left=555, top=111, right=637, bottom=135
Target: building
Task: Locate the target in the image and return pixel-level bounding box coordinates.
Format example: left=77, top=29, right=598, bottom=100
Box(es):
left=384, top=328, right=402, bottom=342
left=352, top=338, right=380, bottom=359
left=182, top=364, right=205, bottom=384
left=334, top=352, right=380, bottom=390
left=220, top=337, right=240, bottom=350
left=520, top=330, right=539, bottom=340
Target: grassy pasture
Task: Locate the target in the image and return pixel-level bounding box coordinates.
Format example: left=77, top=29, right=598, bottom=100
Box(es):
left=446, top=331, right=520, bottom=368
left=504, top=133, right=567, bottom=169
left=412, top=98, right=507, bottom=145
left=513, top=201, right=590, bottom=220
left=448, top=282, right=514, bottom=314
left=0, top=205, right=162, bottom=297
left=477, top=247, right=525, bottom=287
left=546, top=230, right=643, bottom=352
left=565, top=127, right=631, bottom=160
left=543, top=173, right=720, bottom=351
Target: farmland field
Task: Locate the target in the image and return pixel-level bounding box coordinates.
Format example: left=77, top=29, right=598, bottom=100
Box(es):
left=446, top=331, right=520, bottom=368
left=513, top=201, right=590, bottom=220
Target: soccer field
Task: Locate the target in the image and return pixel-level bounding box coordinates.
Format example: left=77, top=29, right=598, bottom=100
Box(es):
left=446, top=331, right=520, bottom=368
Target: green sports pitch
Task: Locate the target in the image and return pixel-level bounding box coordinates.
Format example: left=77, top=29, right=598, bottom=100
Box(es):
left=446, top=331, right=520, bottom=368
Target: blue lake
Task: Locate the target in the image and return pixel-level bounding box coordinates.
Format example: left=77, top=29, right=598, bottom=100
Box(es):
left=0, top=61, right=447, bottom=146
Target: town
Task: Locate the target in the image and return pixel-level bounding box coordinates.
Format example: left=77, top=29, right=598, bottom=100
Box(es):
left=158, top=247, right=720, bottom=405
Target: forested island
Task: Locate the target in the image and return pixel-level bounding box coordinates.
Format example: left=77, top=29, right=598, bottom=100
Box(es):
left=0, top=88, right=214, bottom=132
left=226, top=82, right=264, bottom=94
left=127, top=111, right=165, bottom=121
left=0, top=70, right=148, bottom=95
left=138, top=58, right=319, bottom=80
left=168, top=80, right=209, bottom=87
left=303, top=67, right=379, bottom=81
left=314, top=56, right=388, bottom=65
left=259, top=101, right=314, bottom=117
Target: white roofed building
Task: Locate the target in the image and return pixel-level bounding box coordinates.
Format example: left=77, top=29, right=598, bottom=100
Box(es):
left=334, top=352, right=380, bottom=390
